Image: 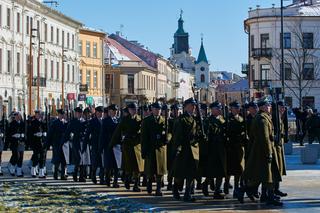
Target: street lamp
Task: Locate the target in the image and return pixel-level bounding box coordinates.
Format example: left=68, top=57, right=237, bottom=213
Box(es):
left=37, top=33, right=45, bottom=110
left=61, top=45, right=68, bottom=109
left=28, top=27, right=38, bottom=115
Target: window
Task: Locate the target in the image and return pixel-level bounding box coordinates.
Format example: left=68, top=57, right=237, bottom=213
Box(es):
left=56, top=61, right=59, bottom=80
left=251, top=65, right=255, bottom=81
left=86, top=70, right=91, bottom=87
left=16, top=12, right=20, bottom=33
left=26, top=16, right=29, bottom=35
left=93, top=42, right=97, bottom=58
left=303, top=33, right=313, bottom=49
left=16, top=52, right=20, bottom=74
left=79, top=40, right=83, bottom=56
left=62, top=30, right=64, bottom=46
left=86, top=41, right=91, bottom=57
left=44, top=59, right=48, bottom=78
left=26, top=54, right=30, bottom=74
left=6, top=8, right=10, bottom=29
left=79, top=69, right=83, bottom=83
left=44, top=23, right=48, bottom=42
left=67, top=64, right=70, bottom=82
left=72, top=65, right=75, bottom=82
left=0, top=48, right=2, bottom=73
left=281, top=33, right=291, bottom=49
left=303, top=63, right=314, bottom=80
left=7, top=50, right=11, bottom=73
left=56, top=28, right=59, bottom=45
left=67, top=33, right=70, bottom=48
left=302, top=96, right=315, bottom=109
left=260, top=34, right=269, bottom=49
left=105, top=74, right=113, bottom=93
left=50, top=60, right=54, bottom=79
left=50, top=26, right=54, bottom=42
left=72, top=34, right=75, bottom=50
left=30, top=17, right=33, bottom=30
left=260, top=64, right=270, bottom=80
left=180, top=63, right=183, bottom=68
left=281, top=63, right=292, bottom=80
left=93, top=70, right=97, bottom=88
left=37, top=20, right=40, bottom=37
left=201, top=74, right=205, bottom=82
left=250, top=35, right=254, bottom=50
left=128, top=74, right=134, bottom=94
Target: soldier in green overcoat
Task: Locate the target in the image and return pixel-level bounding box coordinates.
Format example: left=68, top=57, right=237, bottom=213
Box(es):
left=110, top=102, right=144, bottom=192
left=141, top=102, right=167, bottom=196
left=205, top=101, right=227, bottom=199
left=172, top=98, right=201, bottom=202
left=242, top=98, right=283, bottom=206
left=166, top=104, right=179, bottom=191
left=225, top=101, right=246, bottom=198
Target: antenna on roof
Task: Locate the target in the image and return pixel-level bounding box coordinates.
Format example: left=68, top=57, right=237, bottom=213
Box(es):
left=43, top=1, right=59, bottom=7
left=120, top=24, right=124, bottom=37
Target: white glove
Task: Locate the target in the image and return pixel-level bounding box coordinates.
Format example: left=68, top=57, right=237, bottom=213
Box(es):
left=70, top=133, right=74, bottom=140
left=43, top=132, right=47, bottom=137
left=12, top=133, right=20, bottom=138
left=21, top=133, right=25, bottom=138
left=34, top=132, right=42, bottom=137
left=0, top=133, right=4, bottom=138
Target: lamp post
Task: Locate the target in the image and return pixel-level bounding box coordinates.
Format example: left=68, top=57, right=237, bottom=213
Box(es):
left=37, top=33, right=45, bottom=110
left=280, top=0, right=285, bottom=100
left=28, top=26, right=38, bottom=115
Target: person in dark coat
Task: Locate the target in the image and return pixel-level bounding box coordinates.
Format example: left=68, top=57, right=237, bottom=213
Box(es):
left=86, top=106, right=104, bottom=184
left=100, top=104, right=120, bottom=187
left=30, top=110, right=47, bottom=178
left=8, top=112, right=25, bottom=177
left=47, top=109, right=67, bottom=180
left=64, top=107, right=84, bottom=182
left=0, top=115, right=8, bottom=176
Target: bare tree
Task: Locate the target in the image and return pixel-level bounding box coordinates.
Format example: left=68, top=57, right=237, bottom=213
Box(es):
left=270, top=20, right=320, bottom=108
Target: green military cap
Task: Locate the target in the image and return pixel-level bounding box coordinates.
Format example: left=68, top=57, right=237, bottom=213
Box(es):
left=229, top=101, right=240, bottom=108
left=209, top=101, right=222, bottom=109
left=257, top=97, right=271, bottom=107
left=151, top=102, right=162, bottom=109
left=184, top=97, right=196, bottom=106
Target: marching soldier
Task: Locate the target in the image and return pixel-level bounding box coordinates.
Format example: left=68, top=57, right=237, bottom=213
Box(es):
left=167, top=104, right=179, bottom=191
left=47, top=109, right=68, bottom=180
left=273, top=101, right=288, bottom=197
left=7, top=112, right=25, bottom=177
left=110, top=103, right=144, bottom=192
left=242, top=98, right=283, bottom=206
left=30, top=110, right=47, bottom=178
left=100, top=104, right=120, bottom=187
left=141, top=102, right=167, bottom=196
left=205, top=102, right=227, bottom=199
left=64, top=107, right=84, bottom=182
left=86, top=106, right=104, bottom=184
left=225, top=101, right=246, bottom=198
left=172, top=98, right=201, bottom=202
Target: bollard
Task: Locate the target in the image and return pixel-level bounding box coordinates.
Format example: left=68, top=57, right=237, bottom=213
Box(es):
left=301, top=145, right=319, bottom=164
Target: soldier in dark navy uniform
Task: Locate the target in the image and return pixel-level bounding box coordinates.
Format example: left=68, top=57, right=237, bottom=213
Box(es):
left=8, top=112, right=25, bottom=177
left=30, top=110, right=47, bottom=178
left=64, top=107, right=84, bottom=182
left=86, top=106, right=104, bottom=184
left=100, top=104, right=120, bottom=187
left=47, top=109, right=68, bottom=180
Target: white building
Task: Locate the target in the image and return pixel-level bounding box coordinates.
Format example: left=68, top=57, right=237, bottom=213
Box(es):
left=0, top=0, right=82, bottom=116
left=245, top=0, right=320, bottom=110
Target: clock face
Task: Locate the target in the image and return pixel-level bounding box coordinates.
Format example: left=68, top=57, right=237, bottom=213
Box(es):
left=200, top=67, right=205, bottom=71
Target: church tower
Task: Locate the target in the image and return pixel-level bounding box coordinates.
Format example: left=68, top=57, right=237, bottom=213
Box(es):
left=195, top=37, right=210, bottom=88
left=173, top=11, right=189, bottom=54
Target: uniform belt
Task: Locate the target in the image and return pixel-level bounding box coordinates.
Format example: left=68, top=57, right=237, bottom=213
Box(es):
left=34, top=132, right=46, bottom=137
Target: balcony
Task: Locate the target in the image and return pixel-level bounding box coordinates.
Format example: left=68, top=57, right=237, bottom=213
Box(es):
left=32, top=77, right=46, bottom=87
left=252, top=80, right=271, bottom=90
left=79, top=84, right=88, bottom=92
left=251, top=48, right=272, bottom=59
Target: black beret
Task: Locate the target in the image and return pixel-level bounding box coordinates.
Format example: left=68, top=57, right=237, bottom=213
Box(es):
left=127, top=102, right=138, bottom=109
left=151, top=102, right=162, bottom=109
left=200, top=103, right=208, bottom=110
left=246, top=101, right=258, bottom=109
left=170, top=104, right=180, bottom=111
left=209, top=101, right=222, bottom=109
left=108, top=104, right=119, bottom=111
left=229, top=101, right=240, bottom=108
left=184, top=98, right=196, bottom=106
left=258, top=98, right=271, bottom=107
left=57, top=109, right=65, bottom=115
left=95, top=106, right=103, bottom=112
left=74, top=107, right=83, bottom=113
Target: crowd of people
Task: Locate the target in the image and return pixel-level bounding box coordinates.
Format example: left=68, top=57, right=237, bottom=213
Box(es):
left=0, top=97, right=318, bottom=206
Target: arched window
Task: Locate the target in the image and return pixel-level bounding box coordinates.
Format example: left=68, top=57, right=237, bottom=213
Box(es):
left=8, top=97, right=13, bottom=114
left=201, top=74, right=205, bottom=83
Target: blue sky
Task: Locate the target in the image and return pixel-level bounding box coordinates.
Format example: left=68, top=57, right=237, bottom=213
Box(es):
left=55, top=0, right=288, bottom=74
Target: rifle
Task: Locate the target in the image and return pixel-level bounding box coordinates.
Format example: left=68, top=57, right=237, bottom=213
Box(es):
left=270, top=88, right=281, bottom=145
left=164, top=95, right=169, bottom=143
left=223, top=93, right=229, bottom=129
left=191, top=84, right=205, bottom=139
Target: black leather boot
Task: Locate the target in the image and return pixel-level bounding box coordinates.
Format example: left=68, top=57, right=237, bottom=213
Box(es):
left=202, top=180, right=209, bottom=196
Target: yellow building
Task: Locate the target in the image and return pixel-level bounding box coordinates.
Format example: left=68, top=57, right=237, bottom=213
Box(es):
left=79, top=28, right=106, bottom=107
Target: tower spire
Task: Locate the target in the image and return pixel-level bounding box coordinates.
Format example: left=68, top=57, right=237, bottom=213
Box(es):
left=197, top=35, right=208, bottom=64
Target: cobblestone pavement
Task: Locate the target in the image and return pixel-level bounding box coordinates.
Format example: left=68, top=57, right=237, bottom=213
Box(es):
left=1, top=144, right=320, bottom=212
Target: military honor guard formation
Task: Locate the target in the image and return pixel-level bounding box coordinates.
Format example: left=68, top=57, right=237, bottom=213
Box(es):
left=0, top=94, right=308, bottom=207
